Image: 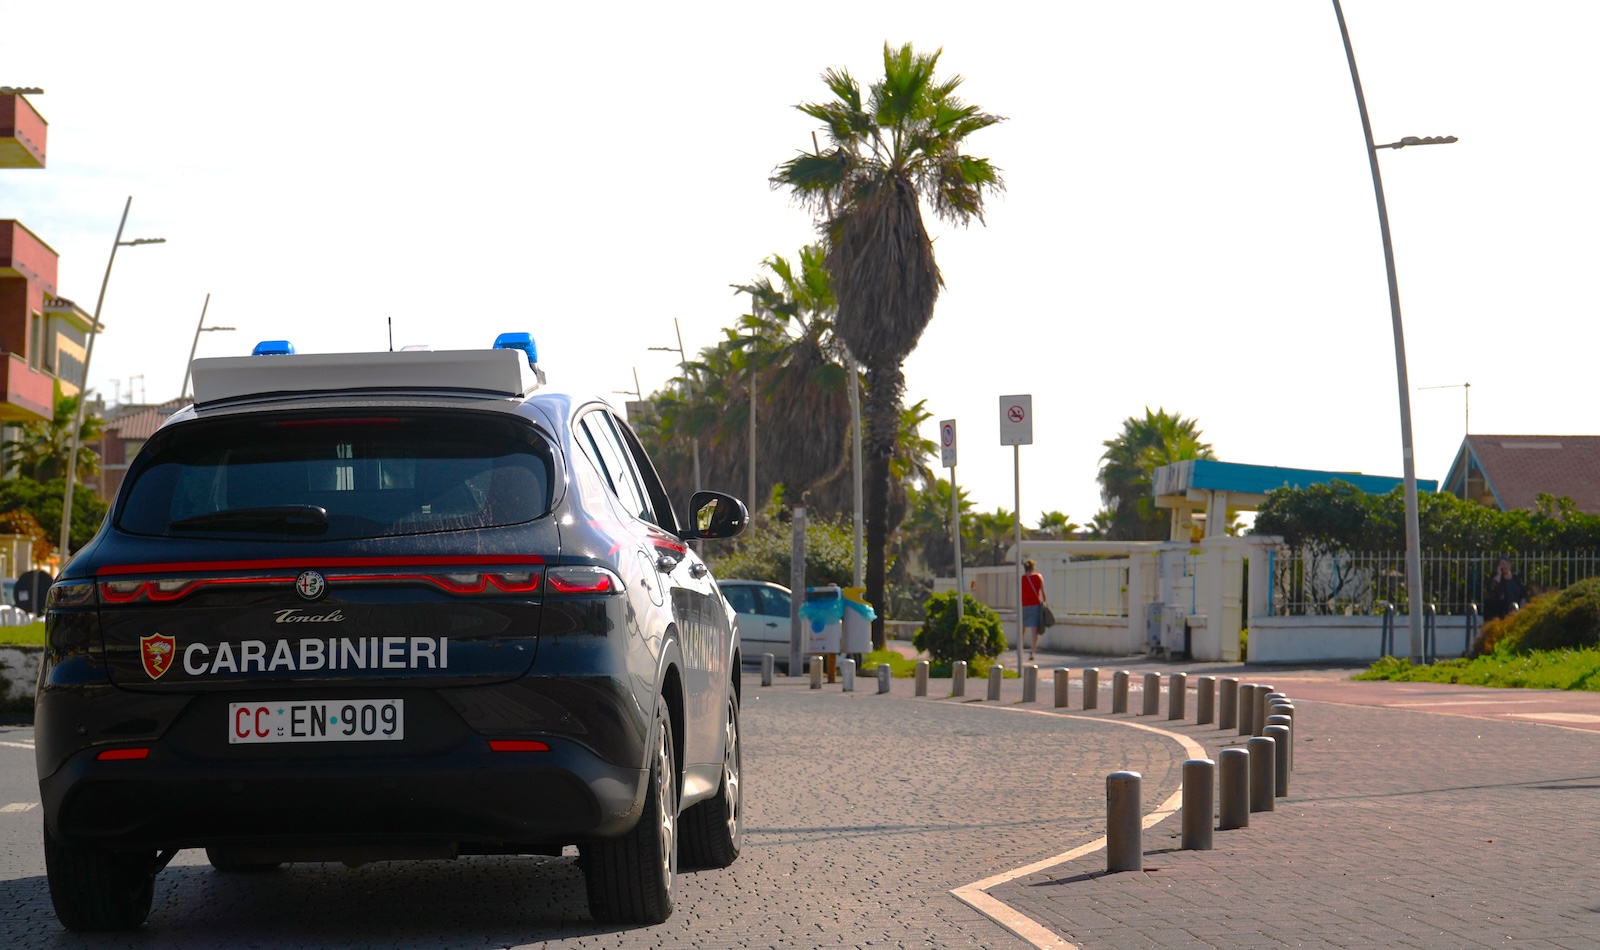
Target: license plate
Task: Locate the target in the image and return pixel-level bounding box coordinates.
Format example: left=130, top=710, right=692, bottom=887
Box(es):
left=228, top=700, right=404, bottom=744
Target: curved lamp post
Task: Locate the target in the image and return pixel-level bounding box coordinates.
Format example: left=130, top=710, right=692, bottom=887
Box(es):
left=179, top=293, right=234, bottom=399
left=1332, top=0, right=1457, bottom=662
left=58, top=197, right=164, bottom=562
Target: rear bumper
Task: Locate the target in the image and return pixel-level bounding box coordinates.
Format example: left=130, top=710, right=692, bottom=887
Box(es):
left=40, top=736, right=646, bottom=852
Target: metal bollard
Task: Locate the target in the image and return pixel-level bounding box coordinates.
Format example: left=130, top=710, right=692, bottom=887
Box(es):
left=952, top=660, right=967, bottom=697
left=1266, top=712, right=1294, bottom=774
left=1254, top=685, right=1276, bottom=736
left=914, top=660, right=929, bottom=697
left=761, top=653, right=774, bottom=688
left=877, top=664, right=891, bottom=695
left=1218, top=748, right=1249, bottom=830
left=1054, top=668, right=1071, bottom=708
left=1247, top=736, right=1276, bottom=812
left=1106, top=771, right=1143, bottom=872
left=1112, top=671, right=1130, bottom=713
left=1168, top=672, right=1188, bottom=720
left=1022, top=664, right=1039, bottom=703
left=987, top=665, right=1004, bottom=701
left=1218, top=677, right=1238, bottom=730
left=1141, top=673, right=1161, bottom=716
left=1265, top=724, right=1291, bottom=796
left=1181, top=758, right=1215, bottom=850
left=1196, top=675, right=1215, bottom=724
left=1084, top=667, right=1100, bottom=710
left=841, top=657, right=856, bottom=692
left=1238, top=684, right=1257, bottom=736
left=810, top=655, right=824, bottom=689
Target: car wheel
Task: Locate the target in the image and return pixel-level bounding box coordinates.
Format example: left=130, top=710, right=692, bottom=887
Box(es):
left=205, top=847, right=282, bottom=873
left=680, top=691, right=742, bottom=868
left=43, top=822, right=155, bottom=933
left=582, top=699, right=678, bottom=924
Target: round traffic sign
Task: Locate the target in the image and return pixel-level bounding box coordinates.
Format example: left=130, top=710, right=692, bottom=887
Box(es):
left=941, top=423, right=955, bottom=446
left=1007, top=405, right=1026, bottom=423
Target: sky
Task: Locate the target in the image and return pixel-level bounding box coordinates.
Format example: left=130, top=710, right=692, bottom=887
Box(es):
left=2, top=1, right=1596, bottom=526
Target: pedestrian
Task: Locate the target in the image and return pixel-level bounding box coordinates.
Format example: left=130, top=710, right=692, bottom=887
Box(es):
left=1483, top=557, right=1524, bottom=622
left=1021, top=558, right=1046, bottom=660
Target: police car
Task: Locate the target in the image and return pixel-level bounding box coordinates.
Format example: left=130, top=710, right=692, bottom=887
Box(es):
left=35, top=334, right=748, bottom=931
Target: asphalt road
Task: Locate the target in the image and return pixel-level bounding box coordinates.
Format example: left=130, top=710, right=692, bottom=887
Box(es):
left=0, top=683, right=1179, bottom=949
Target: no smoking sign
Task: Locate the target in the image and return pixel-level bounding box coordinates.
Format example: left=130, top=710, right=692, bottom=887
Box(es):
left=999, top=394, right=1033, bottom=445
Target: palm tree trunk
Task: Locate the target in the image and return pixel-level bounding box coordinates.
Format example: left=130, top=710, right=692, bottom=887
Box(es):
left=862, top=361, right=905, bottom=650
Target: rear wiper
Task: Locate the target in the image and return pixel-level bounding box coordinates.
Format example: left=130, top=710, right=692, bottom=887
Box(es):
left=169, top=505, right=329, bottom=532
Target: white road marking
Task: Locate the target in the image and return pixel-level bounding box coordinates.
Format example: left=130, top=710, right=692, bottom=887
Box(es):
left=950, top=704, right=1205, bottom=950
left=0, top=740, right=33, bottom=750
left=1506, top=712, right=1600, bottom=724
left=0, top=802, right=38, bottom=813
left=1390, top=699, right=1551, bottom=707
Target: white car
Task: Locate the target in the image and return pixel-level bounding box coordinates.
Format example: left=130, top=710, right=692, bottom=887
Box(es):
left=719, top=580, right=792, bottom=662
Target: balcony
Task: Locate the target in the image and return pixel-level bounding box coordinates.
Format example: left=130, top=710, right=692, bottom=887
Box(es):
left=0, top=352, right=53, bottom=423
left=0, top=220, right=59, bottom=292
left=0, top=94, right=47, bottom=169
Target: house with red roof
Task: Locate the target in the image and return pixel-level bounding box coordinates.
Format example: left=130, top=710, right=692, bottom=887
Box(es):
left=1441, top=435, right=1600, bottom=513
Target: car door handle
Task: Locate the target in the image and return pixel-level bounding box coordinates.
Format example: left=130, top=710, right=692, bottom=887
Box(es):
left=688, top=562, right=709, bottom=579
left=655, top=555, right=680, bottom=573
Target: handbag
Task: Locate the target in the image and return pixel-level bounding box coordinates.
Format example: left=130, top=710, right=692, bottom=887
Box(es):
left=1040, top=605, right=1056, bottom=629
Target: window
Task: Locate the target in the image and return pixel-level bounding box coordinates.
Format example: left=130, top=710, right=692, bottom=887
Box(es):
left=118, top=411, right=554, bottom=540
left=757, top=587, right=791, bottom=618
left=577, top=411, right=655, bottom=525
left=721, top=585, right=757, bottom=614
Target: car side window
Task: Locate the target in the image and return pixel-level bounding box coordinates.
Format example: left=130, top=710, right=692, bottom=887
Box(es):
left=757, top=587, right=791, bottom=618
left=612, top=412, right=679, bottom=534
left=577, top=412, right=654, bottom=525
left=722, top=585, right=757, bottom=614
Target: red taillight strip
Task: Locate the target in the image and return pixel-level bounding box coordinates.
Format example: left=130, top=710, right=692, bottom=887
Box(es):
left=101, top=575, right=298, bottom=603
left=98, top=555, right=545, bottom=577
left=96, top=748, right=150, bottom=761
left=334, top=572, right=542, bottom=594
left=98, top=570, right=543, bottom=603
left=488, top=740, right=549, bottom=752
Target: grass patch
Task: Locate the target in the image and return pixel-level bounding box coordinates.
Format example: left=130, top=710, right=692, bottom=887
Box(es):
left=0, top=622, right=44, bottom=647
left=1356, top=647, right=1600, bottom=690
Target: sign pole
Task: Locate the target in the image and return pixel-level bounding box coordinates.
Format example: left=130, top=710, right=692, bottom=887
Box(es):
left=1013, top=443, right=1023, bottom=674
left=998, top=396, right=1034, bottom=676
left=939, top=419, right=961, bottom=622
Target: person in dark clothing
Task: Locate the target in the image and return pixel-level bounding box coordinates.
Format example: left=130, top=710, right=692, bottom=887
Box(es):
left=1483, top=558, right=1524, bottom=621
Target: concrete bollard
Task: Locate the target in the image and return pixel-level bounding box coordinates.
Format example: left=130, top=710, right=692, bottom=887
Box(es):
left=952, top=660, right=967, bottom=697
left=1168, top=672, right=1188, bottom=721
left=761, top=653, right=775, bottom=688
left=1141, top=673, right=1161, bottom=716
left=987, top=665, right=1004, bottom=701
left=1265, top=724, right=1291, bottom=796
left=1238, top=684, right=1258, bottom=736
left=1247, top=736, right=1276, bottom=812
left=877, top=664, right=891, bottom=695
left=1270, top=702, right=1295, bottom=770
left=1022, top=664, right=1039, bottom=703
left=1084, top=667, right=1100, bottom=710
left=1196, top=675, right=1215, bottom=724
left=1112, top=671, right=1130, bottom=713
left=915, top=660, right=929, bottom=697
left=1106, top=771, right=1143, bottom=873
left=810, top=655, right=824, bottom=690
left=1054, top=668, right=1071, bottom=708
left=1181, top=758, right=1215, bottom=851
left=841, top=657, right=856, bottom=692
left=1218, top=747, right=1250, bottom=830
left=1218, top=677, right=1238, bottom=730
left=1266, top=713, right=1293, bottom=775
left=1254, top=685, right=1276, bottom=736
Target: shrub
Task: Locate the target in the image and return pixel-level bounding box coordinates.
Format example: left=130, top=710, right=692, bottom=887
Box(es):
left=913, top=591, right=1006, bottom=666
left=1493, top=577, right=1600, bottom=654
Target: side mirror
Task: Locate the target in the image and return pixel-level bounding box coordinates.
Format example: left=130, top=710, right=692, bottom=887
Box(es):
left=685, top=491, right=748, bottom=541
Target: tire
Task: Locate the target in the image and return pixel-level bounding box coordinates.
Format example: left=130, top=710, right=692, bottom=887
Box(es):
left=205, top=848, right=282, bottom=873
left=680, top=691, right=742, bottom=869
left=582, top=700, right=678, bottom=924
left=42, top=822, right=155, bottom=933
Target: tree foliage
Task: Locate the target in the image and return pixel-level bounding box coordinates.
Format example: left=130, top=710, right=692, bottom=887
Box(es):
left=0, top=475, right=109, bottom=555
left=913, top=590, right=1006, bottom=670
left=1096, top=408, right=1213, bottom=540
left=706, top=506, right=860, bottom=589
left=4, top=391, right=103, bottom=482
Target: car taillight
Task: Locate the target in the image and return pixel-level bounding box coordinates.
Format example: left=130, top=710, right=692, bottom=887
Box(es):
left=544, top=567, right=622, bottom=594
left=96, top=747, right=150, bottom=761
left=46, top=581, right=98, bottom=609
left=488, top=740, right=549, bottom=752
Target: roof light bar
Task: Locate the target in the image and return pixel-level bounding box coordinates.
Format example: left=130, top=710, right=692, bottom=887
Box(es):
left=493, top=332, right=538, bottom=368
left=252, top=340, right=296, bottom=356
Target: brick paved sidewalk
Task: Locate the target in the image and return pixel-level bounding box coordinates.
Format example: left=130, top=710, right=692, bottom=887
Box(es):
left=937, top=668, right=1600, bottom=949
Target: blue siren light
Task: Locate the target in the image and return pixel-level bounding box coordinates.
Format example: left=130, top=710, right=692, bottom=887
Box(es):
left=493, top=331, right=538, bottom=367
left=251, top=340, right=296, bottom=356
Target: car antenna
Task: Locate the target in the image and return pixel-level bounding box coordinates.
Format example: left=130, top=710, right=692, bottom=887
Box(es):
left=388, top=317, right=393, bottom=352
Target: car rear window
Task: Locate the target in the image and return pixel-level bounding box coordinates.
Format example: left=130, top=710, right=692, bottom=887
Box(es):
left=117, top=411, right=555, bottom=541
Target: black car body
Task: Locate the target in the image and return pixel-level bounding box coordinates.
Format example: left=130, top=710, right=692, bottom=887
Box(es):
left=35, top=341, right=747, bottom=930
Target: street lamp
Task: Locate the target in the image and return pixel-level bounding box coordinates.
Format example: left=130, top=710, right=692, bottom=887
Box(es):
left=58, top=197, right=165, bottom=561
left=1332, top=0, right=1458, bottom=662
left=180, top=293, right=235, bottom=400
left=648, top=318, right=702, bottom=498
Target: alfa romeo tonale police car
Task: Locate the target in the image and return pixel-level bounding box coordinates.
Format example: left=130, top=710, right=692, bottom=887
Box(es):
left=35, top=335, right=748, bottom=931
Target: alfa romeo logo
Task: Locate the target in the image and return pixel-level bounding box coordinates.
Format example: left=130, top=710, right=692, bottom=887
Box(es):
left=295, top=571, right=326, bottom=601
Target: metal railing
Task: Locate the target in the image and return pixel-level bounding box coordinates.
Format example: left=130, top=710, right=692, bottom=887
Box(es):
left=1270, top=549, right=1600, bottom=616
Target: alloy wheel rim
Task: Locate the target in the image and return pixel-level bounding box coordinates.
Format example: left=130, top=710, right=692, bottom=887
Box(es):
left=656, top=718, right=677, bottom=890
left=723, top=699, right=742, bottom=843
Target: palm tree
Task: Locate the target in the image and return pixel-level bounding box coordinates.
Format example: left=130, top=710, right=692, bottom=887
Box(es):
left=4, top=392, right=103, bottom=483
left=1096, top=408, right=1215, bottom=541
left=774, top=42, right=1004, bottom=647
left=1032, top=511, right=1080, bottom=540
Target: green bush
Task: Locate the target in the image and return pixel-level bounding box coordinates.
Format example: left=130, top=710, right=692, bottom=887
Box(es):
left=913, top=591, right=1006, bottom=667
left=1489, top=577, right=1600, bottom=654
